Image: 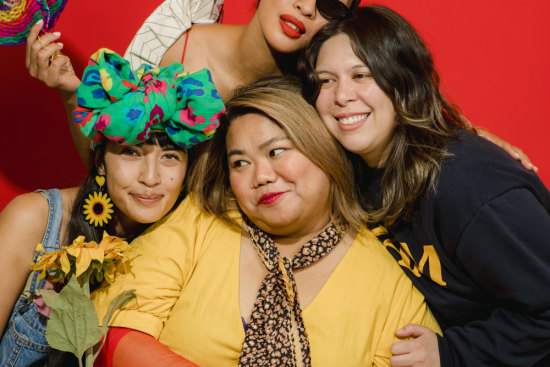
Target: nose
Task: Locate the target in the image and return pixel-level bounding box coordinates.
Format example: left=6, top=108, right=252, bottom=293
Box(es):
left=295, top=0, right=316, bottom=17
left=252, top=159, right=277, bottom=189
left=139, top=157, right=161, bottom=187
left=334, top=78, right=356, bottom=106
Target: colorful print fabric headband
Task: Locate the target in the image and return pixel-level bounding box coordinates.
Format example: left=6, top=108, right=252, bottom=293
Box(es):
left=74, top=48, right=225, bottom=149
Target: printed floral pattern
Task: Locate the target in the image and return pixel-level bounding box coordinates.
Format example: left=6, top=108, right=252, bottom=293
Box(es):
left=74, top=48, right=225, bottom=149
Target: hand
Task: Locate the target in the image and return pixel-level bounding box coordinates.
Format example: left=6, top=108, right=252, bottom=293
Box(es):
left=26, top=19, right=80, bottom=97
left=390, top=324, right=440, bottom=367
left=477, top=128, right=538, bottom=172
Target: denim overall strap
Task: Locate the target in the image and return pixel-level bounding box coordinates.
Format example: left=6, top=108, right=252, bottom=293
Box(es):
left=28, top=189, right=63, bottom=293
left=0, top=189, right=64, bottom=366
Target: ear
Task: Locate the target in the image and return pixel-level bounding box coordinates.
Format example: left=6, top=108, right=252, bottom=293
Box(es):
left=97, top=164, right=106, bottom=176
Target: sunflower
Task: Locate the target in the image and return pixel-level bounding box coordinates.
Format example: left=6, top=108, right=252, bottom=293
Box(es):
left=83, top=191, right=114, bottom=227
left=31, top=233, right=131, bottom=285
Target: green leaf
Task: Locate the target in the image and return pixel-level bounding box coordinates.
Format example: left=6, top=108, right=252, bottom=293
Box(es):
left=45, top=276, right=102, bottom=361
left=35, top=289, right=60, bottom=308
left=95, top=289, right=136, bottom=359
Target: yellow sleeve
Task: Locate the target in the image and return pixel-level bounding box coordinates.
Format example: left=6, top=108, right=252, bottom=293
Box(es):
left=91, top=196, right=203, bottom=339
left=373, top=272, right=441, bottom=366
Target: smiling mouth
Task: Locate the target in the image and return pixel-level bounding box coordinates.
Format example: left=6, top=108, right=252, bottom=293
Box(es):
left=258, top=192, right=285, bottom=205
left=283, top=20, right=303, bottom=34
left=133, top=194, right=162, bottom=204
left=336, top=113, right=370, bottom=125
left=279, top=15, right=306, bottom=39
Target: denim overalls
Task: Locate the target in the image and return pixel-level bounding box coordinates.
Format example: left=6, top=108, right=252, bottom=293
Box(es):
left=0, top=189, right=62, bottom=366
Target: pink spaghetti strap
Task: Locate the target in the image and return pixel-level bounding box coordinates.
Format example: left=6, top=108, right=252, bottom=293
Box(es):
left=182, top=29, right=191, bottom=64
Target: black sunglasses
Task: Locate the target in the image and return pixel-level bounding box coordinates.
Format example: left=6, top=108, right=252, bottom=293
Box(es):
left=317, top=0, right=358, bottom=20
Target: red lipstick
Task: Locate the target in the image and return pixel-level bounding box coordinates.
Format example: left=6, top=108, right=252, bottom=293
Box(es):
left=258, top=192, right=285, bottom=205
left=279, top=14, right=305, bottom=39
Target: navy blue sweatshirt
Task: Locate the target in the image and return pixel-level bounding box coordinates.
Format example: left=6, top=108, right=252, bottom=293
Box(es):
left=366, top=130, right=550, bottom=366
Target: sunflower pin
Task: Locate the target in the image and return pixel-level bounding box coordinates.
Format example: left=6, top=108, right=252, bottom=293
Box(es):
left=83, top=175, right=114, bottom=227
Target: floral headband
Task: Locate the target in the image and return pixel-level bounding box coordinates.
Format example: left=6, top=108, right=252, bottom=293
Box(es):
left=74, top=48, right=225, bottom=149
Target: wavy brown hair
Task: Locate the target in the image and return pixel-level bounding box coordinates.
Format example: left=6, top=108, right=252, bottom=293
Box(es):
left=189, top=76, right=366, bottom=231
left=299, top=5, right=476, bottom=225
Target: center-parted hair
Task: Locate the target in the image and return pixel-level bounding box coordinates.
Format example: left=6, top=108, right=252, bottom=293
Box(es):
left=190, top=76, right=366, bottom=230
left=299, top=5, right=475, bottom=225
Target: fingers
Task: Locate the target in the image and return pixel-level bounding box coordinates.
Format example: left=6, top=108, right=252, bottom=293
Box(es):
left=395, top=324, right=430, bottom=338
left=511, top=147, right=538, bottom=172
left=390, top=325, right=441, bottom=367
left=34, top=39, right=63, bottom=74
left=477, top=128, right=538, bottom=172
left=26, top=25, right=64, bottom=84
left=26, top=20, right=44, bottom=68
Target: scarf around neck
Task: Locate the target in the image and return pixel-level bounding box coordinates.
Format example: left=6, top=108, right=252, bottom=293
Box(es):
left=239, top=218, right=346, bottom=367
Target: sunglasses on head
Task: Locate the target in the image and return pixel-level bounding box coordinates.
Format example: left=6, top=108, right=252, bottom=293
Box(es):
left=316, top=0, right=358, bottom=20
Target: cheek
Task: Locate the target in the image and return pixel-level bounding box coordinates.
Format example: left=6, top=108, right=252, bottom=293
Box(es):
left=315, top=93, right=331, bottom=117
left=105, top=162, right=134, bottom=189
left=229, top=173, right=252, bottom=206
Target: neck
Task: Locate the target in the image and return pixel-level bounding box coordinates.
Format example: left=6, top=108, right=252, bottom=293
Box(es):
left=113, top=214, right=147, bottom=241
left=233, top=15, right=283, bottom=83
left=271, top=218, right=332, bottom=258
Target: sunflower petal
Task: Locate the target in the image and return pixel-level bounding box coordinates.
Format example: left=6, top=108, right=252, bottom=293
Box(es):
left=75, top=250, right=92, bottom=277
left=60, top=252, right=71, bottom=275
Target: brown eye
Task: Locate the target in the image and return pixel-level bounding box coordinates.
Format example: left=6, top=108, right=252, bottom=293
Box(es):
left=121, top=147, right=139, bottom=156
left=269, top=148, right=285, bottom=157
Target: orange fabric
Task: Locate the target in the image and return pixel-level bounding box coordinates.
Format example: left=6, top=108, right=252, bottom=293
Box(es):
left=94, top=328, right=198, bottom=367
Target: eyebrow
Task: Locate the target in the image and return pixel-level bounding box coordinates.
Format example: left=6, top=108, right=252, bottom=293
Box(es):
left=227, top=136, right=289, bottom=158
left=316, top=64, right=368, bottom=73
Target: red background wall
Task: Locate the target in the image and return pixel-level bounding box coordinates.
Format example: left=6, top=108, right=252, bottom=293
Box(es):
left=0, top=0, right=548, bottom=210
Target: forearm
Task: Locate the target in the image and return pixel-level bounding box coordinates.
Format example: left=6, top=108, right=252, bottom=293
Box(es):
left=438, top=308, right=550, bottom=366
left=96, top=328, right=197, bottom=367
left=61, top=90, right=91, bottom=166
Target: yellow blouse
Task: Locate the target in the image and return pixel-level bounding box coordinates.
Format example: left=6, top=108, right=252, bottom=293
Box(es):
left=92, top=196, right=440, bottom=366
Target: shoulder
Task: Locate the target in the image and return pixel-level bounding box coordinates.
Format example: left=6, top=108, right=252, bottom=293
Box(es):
left=1, top=192, right=50, bottom=230
left=0, top=192, right=51, bottom=255
left=436, top=129, right=546, bottom=204
left=131, top=194, right=238, bottom=255
left=351, top=226, right=406, bottom=279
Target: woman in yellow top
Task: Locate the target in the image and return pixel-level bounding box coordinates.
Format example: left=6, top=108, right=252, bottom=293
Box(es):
left=92, top=76, right=440, bottom=367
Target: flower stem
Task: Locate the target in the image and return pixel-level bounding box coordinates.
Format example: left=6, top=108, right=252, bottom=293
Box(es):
left=84, top=347, right=95, bottom=367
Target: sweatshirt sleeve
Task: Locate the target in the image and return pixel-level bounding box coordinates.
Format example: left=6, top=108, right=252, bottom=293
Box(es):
left=439, top=187, right=550, bottom=366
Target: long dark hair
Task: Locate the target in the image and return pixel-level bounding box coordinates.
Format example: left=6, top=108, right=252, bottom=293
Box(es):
left=299, top=5, right=475, bottom=225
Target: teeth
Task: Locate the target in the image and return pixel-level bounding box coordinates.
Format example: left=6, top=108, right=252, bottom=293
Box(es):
left=284, top=20, right=302, bottom=33
left=338, top=113, right=369, bottom=125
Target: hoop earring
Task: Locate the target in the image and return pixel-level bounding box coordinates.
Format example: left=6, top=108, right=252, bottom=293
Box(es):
left=82, top=175, right=114, bottom=227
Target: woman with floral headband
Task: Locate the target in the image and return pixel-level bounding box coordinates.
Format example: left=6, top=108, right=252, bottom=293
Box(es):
left=0, top=49, right=225, bottom=367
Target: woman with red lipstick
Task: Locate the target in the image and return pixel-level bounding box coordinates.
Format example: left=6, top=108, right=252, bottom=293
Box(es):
left=0, top=51, right=224, bottom=367
left=301, top=5, right=550, bottom=366
left=91, top=76, right=440, bottom=367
